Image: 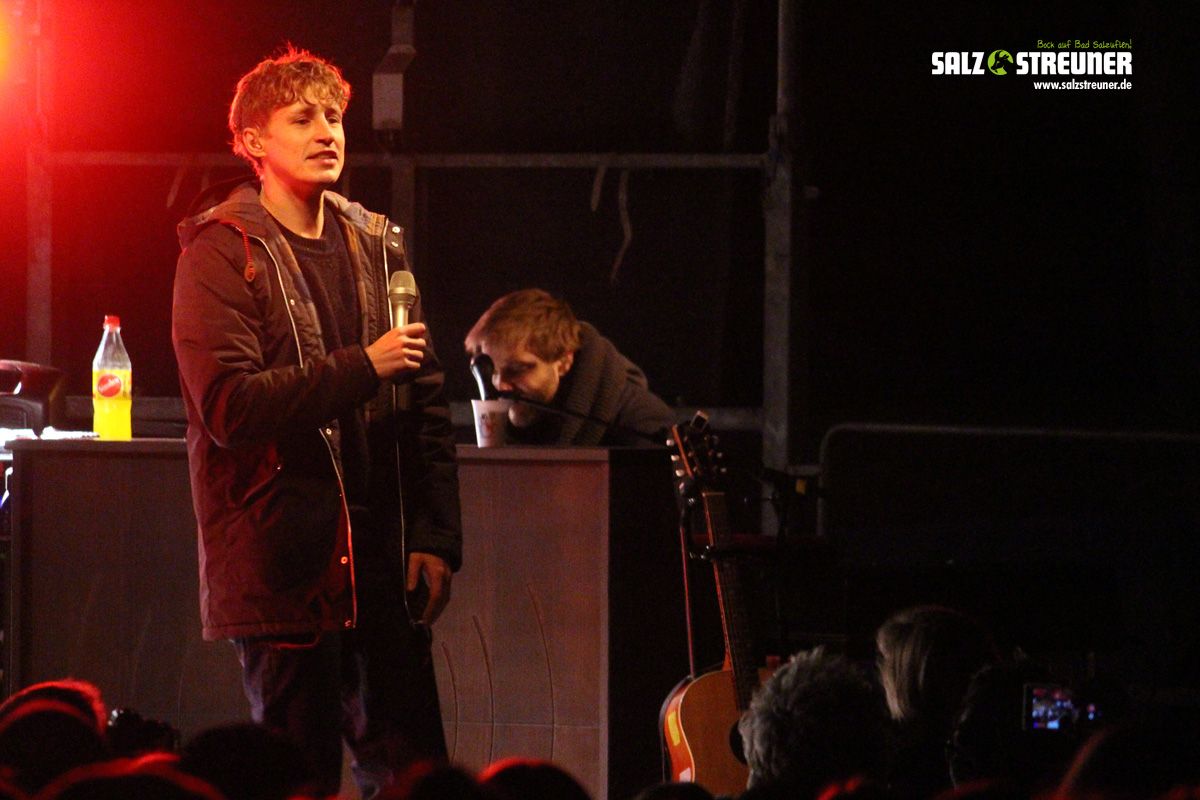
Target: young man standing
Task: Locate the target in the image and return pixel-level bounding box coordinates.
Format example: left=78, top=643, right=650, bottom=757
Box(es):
left=172, top=48, right=460, bottom=797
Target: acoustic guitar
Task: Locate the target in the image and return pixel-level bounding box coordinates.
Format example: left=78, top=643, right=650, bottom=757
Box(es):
left=660, top=413, right=770, bottom=797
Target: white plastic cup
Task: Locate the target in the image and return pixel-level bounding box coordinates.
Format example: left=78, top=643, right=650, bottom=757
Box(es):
left=471, top=399, right=512, bottom=447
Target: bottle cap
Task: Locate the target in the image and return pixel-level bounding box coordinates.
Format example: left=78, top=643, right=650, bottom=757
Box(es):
left=104, top=315, right=121, bottom=329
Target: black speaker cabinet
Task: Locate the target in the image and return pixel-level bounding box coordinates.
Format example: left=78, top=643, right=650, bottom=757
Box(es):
left=5, top=439, right=247, bottom=737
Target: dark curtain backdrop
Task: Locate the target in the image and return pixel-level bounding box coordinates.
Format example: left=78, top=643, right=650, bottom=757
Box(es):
left=0, top=1, right=1195, bottom=452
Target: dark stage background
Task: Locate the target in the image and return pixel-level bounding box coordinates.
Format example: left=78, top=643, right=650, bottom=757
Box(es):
left=2, top=1, right=1196, bottom=443
left=2, top=1, right=1199, bottom=690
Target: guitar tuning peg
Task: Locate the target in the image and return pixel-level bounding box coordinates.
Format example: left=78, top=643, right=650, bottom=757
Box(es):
left=674, top=469, right=685, bottom=478
left=670, top=454, right=680, bottom=462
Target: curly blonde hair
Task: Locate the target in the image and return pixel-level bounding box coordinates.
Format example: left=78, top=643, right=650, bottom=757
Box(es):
left=228, top=46, right=351, bottom=173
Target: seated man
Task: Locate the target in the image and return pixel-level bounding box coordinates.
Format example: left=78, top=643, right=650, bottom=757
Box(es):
left=465, top=289, right=674, bottom=445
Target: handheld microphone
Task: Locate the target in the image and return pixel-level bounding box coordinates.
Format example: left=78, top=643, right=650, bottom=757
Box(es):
left=469, top=353, right=498, bottom=400
left=388, top=270, right=418, bottom=329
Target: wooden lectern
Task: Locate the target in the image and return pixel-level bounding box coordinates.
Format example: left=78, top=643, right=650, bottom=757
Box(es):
left=444, top=445, right=684, bottom=800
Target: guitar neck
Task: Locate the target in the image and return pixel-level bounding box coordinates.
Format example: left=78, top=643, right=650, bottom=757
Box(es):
left=701, top=491, right=759, bottom=710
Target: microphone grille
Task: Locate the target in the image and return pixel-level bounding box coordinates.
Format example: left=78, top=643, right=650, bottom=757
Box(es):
left=388, top=270, right=418, bottom=303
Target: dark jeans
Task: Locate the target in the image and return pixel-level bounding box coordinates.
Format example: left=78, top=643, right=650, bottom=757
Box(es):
left=234, top=567, right=446, bottom=798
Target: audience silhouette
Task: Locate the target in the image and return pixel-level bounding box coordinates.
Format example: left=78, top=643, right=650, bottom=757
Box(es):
left=35, top=754, right=225, bottom=800
left=0, top=698, right=109, bottom=794
left=737, top=647, right=889, bottom=800
left=178, top=723, right=315, bottom=800
left=945, top=657, right=1080, bottom=796
left=3, top=615, right=1198, bottom=800
left=876, top=605, right=1000, bottom=798
left=0, top=679, right=107, bottom=736
left=478, top=757, right=592, bottom=800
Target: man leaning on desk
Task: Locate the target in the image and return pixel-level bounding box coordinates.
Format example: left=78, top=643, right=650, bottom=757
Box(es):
left=465, top=289, right=674, bottom=446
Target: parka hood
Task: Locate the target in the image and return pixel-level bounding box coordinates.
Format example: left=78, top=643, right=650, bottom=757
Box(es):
left=177, top=178, right=389, bottom=250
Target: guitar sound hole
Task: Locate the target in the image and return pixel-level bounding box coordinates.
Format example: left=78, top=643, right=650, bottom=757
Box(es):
left=728, top=722, right=747, bottom=765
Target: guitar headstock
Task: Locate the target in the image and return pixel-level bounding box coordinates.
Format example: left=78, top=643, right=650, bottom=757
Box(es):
left=666, top=411, right=729, bottom=507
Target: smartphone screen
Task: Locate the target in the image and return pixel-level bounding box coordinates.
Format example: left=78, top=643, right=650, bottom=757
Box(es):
left=1023, top=683, right=1077, bottom=731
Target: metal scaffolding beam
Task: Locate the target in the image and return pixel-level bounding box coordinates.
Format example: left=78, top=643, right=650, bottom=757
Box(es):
left=24, top=0, right=54, bottom=367
left=762, top=0, right=806, bottom=471
left=44, top=151, right=766, bottom=170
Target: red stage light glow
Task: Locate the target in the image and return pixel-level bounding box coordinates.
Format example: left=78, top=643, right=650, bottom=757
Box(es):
left=0, top=3, right=28, bottom=111
left=0, top=11, right=12, bottom=84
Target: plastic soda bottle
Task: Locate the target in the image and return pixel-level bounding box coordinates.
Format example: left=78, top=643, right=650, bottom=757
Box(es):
left=92, top=315, right=132, bottom=440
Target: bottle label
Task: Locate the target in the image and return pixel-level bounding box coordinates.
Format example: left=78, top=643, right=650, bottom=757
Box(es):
left=96, top=372, right=125, bottom=398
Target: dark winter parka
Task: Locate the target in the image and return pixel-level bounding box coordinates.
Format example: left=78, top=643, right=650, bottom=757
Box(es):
left=172, top=182, right=461, bottom=641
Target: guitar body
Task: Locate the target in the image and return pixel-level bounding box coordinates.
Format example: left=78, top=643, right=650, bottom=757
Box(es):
left=661, top=667, right=774, bottom=797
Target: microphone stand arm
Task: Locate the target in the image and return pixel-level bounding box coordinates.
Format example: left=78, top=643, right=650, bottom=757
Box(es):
left=500, top=391, right=666, bottom=445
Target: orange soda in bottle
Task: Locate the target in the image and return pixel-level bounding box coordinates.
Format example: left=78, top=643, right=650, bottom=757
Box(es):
left=92, top=314, right=132, bottom=440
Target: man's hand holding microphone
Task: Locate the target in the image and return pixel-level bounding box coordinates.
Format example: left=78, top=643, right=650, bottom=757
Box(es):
left=365, top=270, right=425, bottom=380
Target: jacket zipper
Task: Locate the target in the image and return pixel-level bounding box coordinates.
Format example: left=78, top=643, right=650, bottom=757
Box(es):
left=244, top=226, right=359, bottom=630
